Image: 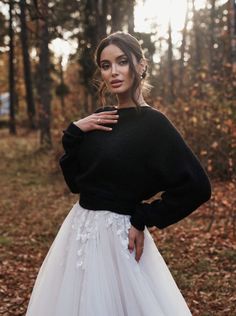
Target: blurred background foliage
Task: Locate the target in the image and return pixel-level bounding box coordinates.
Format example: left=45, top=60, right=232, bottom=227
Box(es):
left=0, top=0, right=235, bottom=181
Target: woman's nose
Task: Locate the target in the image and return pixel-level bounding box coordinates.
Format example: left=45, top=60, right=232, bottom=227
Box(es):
left=111, top=63, right=118, bottom=75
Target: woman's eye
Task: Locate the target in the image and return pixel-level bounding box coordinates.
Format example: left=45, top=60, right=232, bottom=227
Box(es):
left=119, top=59, right=128, bottom=65
left=101, top=63, right=110, bottom=70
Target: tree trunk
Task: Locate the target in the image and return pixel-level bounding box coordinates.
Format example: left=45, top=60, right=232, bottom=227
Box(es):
left=59, top=58, right=65, bottom=115
left=229, top=0, right=236, bottom=72
left=192, top=0, right=201, bottom=75
left=111, top=2, right=122, bottom=32
left=178, top=0, right=190, bottom=94
left=158, top=37, right=165, bottom=99
left=8, top=0, right=16, bottom=134
left=19, top=0, right=36, bottom=129
left=127, top=0, right=135, bottom=34
left=167, top=22, right=175, bottom=104
left=97, top=0, right=107, bottom=40
left=209, top=0, right=216, bottom=76
left=37, top=0, right=52, bottom=148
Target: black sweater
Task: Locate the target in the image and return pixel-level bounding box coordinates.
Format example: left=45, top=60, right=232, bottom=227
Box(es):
left=59, top=105, right=211, bottom=231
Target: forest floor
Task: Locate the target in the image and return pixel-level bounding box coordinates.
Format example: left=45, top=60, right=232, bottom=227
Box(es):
left=0, top=128, right=235, bottom=316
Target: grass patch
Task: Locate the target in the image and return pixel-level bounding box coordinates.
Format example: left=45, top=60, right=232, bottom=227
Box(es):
left=0, top=236, right=12, bottom=246
left=218, top=249, right=236, bottom=261
left=194, top=258, right=213, bottom=273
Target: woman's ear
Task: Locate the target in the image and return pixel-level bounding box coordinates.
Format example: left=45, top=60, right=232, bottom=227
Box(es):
left=139, top=59, right=147, bottom=79
left=139, top=58, right=147, bottom=70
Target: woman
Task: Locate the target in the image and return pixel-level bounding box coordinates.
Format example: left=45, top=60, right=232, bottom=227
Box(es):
left=25, top=32, right=211, bottom=316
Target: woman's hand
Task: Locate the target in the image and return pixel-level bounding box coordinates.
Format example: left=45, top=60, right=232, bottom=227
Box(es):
left=73, top=110, right=119, bottom=132
left=128, top=225, right=145, bottom=263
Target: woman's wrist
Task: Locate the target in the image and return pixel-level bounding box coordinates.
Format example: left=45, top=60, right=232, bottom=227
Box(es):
left=73, top=120, right=86, bottom=131
left=73, top=120, right=81, bottom=127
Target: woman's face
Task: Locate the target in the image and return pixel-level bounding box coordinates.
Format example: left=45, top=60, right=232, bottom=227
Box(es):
left=99, top=44, right=138, bottom=95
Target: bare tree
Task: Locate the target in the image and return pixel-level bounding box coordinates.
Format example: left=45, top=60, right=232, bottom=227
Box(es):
left=192, top=0, right=202, bottom=75
left=229, top=0, right=236, bottom=72
left=209, top=0, right=216, bottom=76
left=167, top=21, right=175, bottom=104
left=37, top=0, right=52, bottom=147
left=111, top=1, right=123, bottom=32
left=97, top=0, right=108, bottom=40
left=127, top=0, right=135, bottom=34
left=55, top=57, right=70, bottom=116
left=178, top=0, right=190, bottom=94
left=8, top=0, right=16, bottom=134
left=19, top=0, right=36, bottom=129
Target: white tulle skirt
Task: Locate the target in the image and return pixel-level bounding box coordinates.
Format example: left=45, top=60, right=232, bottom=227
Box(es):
left=25, top=201, right=192, bottom=316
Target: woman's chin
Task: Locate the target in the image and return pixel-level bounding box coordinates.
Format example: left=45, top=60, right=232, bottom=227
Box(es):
left=110, top=87, right=129, bottom=94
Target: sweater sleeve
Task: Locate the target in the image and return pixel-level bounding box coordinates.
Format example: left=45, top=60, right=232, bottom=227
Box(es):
left=59, top=122, right=85, bottom=193
left=130, top=112, right=212, bottom=231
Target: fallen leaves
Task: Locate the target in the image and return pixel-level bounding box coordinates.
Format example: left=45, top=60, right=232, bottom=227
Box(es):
left=0, top=129, right=235, bottom=316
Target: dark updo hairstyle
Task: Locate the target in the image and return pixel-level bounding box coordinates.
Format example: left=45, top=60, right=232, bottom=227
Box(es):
left=94, top=31, right=148, bottom=108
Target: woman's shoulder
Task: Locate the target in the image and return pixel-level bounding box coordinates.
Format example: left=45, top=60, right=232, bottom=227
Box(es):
left=145, top=106, right=173, bottom=124
left=145, top=106, right=182, bottom=137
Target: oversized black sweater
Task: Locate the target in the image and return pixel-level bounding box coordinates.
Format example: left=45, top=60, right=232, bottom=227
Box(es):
left=59, top=105, right=211, bottom=231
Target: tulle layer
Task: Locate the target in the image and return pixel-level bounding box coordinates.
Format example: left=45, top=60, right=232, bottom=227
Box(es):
left=25, top=201, right=192, bottom=316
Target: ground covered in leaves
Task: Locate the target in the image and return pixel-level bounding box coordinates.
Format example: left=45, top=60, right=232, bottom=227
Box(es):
left=0, top=128, right=235, bottom=316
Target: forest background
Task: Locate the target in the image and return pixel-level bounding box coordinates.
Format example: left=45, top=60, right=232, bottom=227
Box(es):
left=0, top=0, right=235, bottom=315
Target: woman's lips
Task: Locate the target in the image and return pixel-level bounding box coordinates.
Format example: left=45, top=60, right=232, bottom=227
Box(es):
left=110, top=80, right=123, bottom=88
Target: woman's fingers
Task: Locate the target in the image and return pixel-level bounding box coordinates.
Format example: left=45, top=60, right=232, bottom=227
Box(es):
left=96, top=110, right=118, bottom=116
left=93, top=111, right=119, bottom=131
left=95, top=113, right=119, bottom=122
left=94, top=118, right=118, bottom=125
left=96, top=110, right=119, bottom=119
left=128, top=226, right=144, bottom=262
left=128, top=240, right=144, bottom=262
left=135, top=243, right=144, bottom=262
left=128, top=235, right=135, bottom=253
left=94, top=125, right=113, bottom=131
left=73, top=110, right=119, bottom=132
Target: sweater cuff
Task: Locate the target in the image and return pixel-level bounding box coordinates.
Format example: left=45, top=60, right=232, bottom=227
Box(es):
left=130, top=204, right=146, bottom=231
left=63, top=122, right=85, bottom=138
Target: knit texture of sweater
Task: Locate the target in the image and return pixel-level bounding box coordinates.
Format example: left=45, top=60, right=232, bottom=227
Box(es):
left=59, top=105, right=211, bottom=231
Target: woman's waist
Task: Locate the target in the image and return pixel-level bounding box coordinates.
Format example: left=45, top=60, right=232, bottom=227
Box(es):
left=79, top=191, right=138, bottom=216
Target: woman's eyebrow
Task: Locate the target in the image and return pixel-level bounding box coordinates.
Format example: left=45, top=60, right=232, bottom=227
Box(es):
left=100, top=54, right=127, bottom=64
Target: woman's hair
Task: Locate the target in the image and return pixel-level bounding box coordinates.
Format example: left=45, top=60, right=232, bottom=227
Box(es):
left=94, top=31, right=149, bottom=108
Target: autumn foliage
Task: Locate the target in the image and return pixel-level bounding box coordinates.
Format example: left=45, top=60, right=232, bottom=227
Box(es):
left=0, top=0, right=236, bottom=315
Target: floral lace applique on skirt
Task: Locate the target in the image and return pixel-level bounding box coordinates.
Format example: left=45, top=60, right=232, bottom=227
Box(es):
left=25, top=201, right=192, bottom=316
